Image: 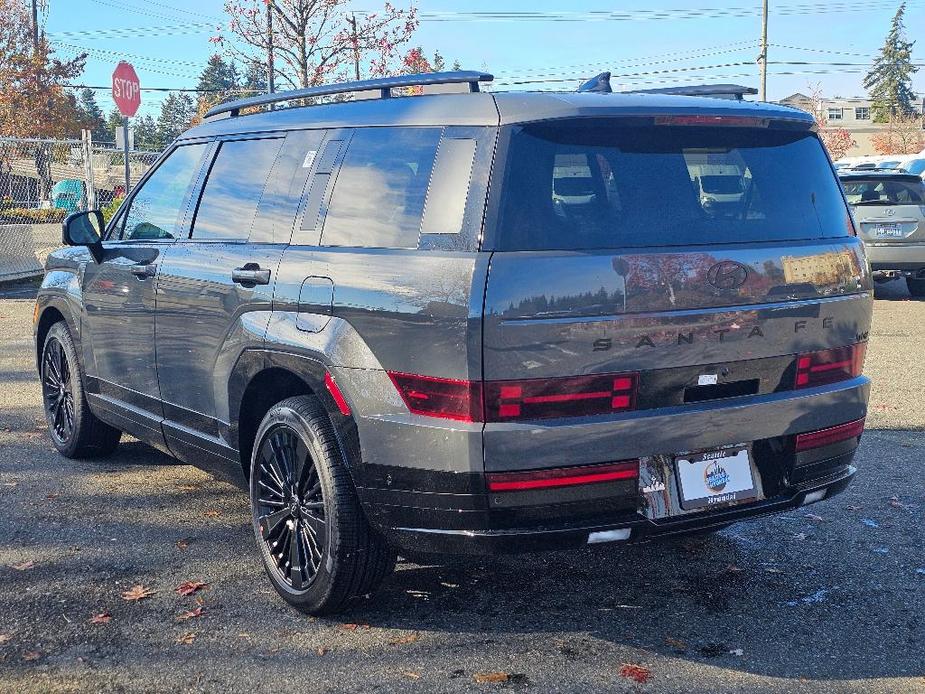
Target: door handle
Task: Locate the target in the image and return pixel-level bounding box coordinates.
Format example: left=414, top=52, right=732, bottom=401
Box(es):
left=232, top=264, right=271, bottom=286
left=130, top=263, right=156, bottom=279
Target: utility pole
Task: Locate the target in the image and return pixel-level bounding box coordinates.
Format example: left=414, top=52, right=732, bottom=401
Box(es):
left=758, top=0, right=769, bottom=101
left=267, top=0, right=275, bottom=97
left=348, top=14, right=361, bottom=81
left=31, top=0, right=39, bottom=53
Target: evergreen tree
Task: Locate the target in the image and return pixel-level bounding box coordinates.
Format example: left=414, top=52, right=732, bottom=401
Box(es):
left=432, top=50, right=446, bottom=72
left=155, top=92, right=196, bottom=145
left=197, top=53, right=240, bottom=104
left=133, top=114, right=160, bottom=151
left=451, top=59, right=462, bottom=71
left=863, top=3, right=919, bottom=122
left=76, top=88, right=108, bottom=141
left=241, top=59, right=268, bottom=96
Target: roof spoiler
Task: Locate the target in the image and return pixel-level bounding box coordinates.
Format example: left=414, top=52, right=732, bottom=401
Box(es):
left=204, top=70, right=494, bottom=120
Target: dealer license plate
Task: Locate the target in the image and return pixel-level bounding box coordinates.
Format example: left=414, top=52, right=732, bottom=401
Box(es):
left=873, top=223, right=902, bottom=237
left=675, top=447, right=756, bottom=510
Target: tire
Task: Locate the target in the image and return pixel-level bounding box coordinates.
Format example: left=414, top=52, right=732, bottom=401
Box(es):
left=40, top=322, right=121, bottom=459
left=906, top=276, right=925, bottom=298
left=249, top=396, right=395, bottom=615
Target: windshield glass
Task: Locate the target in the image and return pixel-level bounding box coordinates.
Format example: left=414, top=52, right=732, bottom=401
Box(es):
left=496, top=120, right=850, bottom=250
left=840, top=177, right=925, bottom=205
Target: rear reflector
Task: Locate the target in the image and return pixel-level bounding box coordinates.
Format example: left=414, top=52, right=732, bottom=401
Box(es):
left=484, top=373, right=638, bottom=422
left=324, top=372, right=351, bottom=417
left=795, top=418, right=865, bottom=452
left=387, top=371, right=639, bottom=423
left=388, top=372, right=483, bottom=422
left=794, top=343, right=866, bottom=389
left=486, top=460, right=639, bottom=492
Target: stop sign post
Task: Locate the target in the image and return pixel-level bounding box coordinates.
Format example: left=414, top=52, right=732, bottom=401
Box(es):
left=112, top=62, right=141, bottom=195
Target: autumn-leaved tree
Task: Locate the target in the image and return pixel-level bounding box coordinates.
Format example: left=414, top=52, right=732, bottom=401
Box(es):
left=871, top=114, right=925, bottom=155
left=806, top=84, right=857, bottom=160
left=211, top=0, right=419, bottom=90
left=0, top=0, right=86, bottom=199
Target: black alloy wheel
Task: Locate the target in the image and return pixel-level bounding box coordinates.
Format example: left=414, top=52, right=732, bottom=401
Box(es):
left=42, top=335, right=76, bottom=446
left=254, top=424, right=327, bottom=590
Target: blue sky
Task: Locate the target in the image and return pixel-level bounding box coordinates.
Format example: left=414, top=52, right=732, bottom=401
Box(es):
left=43, top=0, right=925, bottom=118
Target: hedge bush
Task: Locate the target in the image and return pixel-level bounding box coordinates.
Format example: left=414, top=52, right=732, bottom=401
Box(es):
left=0, top=208, right=67, bottom=224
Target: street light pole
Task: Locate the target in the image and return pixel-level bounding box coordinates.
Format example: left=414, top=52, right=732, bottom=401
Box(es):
left=759, top=0, right=769, bottom=101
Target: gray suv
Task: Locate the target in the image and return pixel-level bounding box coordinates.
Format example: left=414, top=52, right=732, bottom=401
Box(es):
left=34, top=71, right=872, bottom=615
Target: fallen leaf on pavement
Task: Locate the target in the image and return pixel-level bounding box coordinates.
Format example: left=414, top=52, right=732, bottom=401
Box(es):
left=89, top=613, right=111, bottom=625
left=175, top=538, right=191, bottom=551
left=21, top=651, right=40, bottom=661
left=11, top=560, right=35, bottom=571
left=175, top=581, right=208, bottom=596
left=804, top=513, right=824, bottom=522
left=389, top=632, right=419, bottom=646
left=340, top=623, right=370, bottom=631
left=177, top=607, right=204, bottom=621
left=793, top=533, right=807, bottom=541
left=845, top=504, right=862, bottom=511
left=765, top=567, right=783, bottom=574
left=473, top=672, right=510, bottom=684
left=665, top=637, right=688, bottom=651
left=121, top=584, right=155, bottom=601
left=723, top=564, right=744, bottom=574
left=888, top=496, right=907, bottom=510
left=619, top=664, right=651, bottom=684
left=0, top=634, right=11, bottom=643
left=203, top=510, right=221, bottom=518
left=176, top=632, right=196, bottom=645
left=316, top=646, right=328, bottom=656
left=46, top=493, right=59, bottom=500
left=402, top=672, right=421, bottom=680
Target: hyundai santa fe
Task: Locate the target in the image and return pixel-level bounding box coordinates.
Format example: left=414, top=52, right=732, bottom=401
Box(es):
left=35, top=71, right=872, bottom=615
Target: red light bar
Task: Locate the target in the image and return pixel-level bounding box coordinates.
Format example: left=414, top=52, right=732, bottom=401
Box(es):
left=794, top=343, right=866, bottom=389
left=795, top=418, right=865, bottom=452
left=654, top=115, right=770, bottom=128
left=486, top=460, right=639, bottom=492
left=324, top=372, right=351, bottom=417
left=484, top=373, right=638, bottom=422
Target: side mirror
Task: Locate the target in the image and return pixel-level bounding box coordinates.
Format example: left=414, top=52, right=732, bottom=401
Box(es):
left=62, top=210, right=104, bottom=263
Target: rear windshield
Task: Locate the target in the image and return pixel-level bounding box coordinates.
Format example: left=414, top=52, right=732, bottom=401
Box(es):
left=496, top=121, right=850, bottom=250
left=841, top=177, right=925, bottom=205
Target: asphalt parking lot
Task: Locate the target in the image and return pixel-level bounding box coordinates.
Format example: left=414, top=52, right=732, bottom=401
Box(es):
left=0, top=279, right=923, bottom=693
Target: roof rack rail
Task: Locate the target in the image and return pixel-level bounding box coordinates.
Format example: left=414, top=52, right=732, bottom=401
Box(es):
left=626, top=84, right=758, bottom=101
left=204, top=70, right=494, bottom=119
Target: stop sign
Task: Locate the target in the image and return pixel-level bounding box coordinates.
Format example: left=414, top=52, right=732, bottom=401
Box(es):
left=112, top=61, right=141, bottom=117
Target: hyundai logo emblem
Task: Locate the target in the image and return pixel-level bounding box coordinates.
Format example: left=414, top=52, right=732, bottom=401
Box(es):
left=707, top=261, right=749, bottom=289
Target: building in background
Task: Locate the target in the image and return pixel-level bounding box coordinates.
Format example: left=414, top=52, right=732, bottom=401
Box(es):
left=778, top=93, right=925, bottom=155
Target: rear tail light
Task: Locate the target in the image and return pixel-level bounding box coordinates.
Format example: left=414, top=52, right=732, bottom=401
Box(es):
left=486, top=460, right=639, bottom=492
left=388, top=372, right=483, bottom=422
left=388, top=371, right=639, bottom=423
left=484, top=373, right=638, bottom=422
left=795, top=418, right=865, bottom=452
left=794, top=343, right=866, bottom=389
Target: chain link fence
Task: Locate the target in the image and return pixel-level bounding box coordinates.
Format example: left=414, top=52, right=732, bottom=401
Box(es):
left=0, top=134, right=161, bottom=281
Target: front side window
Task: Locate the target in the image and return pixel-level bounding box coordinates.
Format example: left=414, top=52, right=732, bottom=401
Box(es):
left=321, top=127, right=441, bottom=248
left=119, top=143, right=207, bottom=241
left=496, top=120, right=851, bottom=251
left=191, top=138, right=284, bottom=242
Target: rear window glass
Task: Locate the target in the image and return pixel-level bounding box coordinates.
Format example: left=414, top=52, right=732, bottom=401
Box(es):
left=840, top=177, right=925, bottom=205
left=496, top=121, right=850, bottom=250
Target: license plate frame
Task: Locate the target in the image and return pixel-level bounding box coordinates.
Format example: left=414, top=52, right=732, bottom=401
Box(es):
left=675, top=446, right=757, bottom=511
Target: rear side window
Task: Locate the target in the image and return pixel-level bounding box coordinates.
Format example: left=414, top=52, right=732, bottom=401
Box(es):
left=495, top=121, right=850, bottom=250
left=841, top=177, right=925, bottom=205
left=192, top=138, right=283, bottom=242
left=321, top=127, right=441, bottom=248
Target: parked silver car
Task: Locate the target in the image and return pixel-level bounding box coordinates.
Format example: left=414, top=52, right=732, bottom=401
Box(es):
left=840, top=169, right=925, bottom=296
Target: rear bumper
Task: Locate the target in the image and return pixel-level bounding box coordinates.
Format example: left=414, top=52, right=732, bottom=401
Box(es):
left=865, top=243, right=925, bottom=274
left=378, top=458, right=856, bottom=555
